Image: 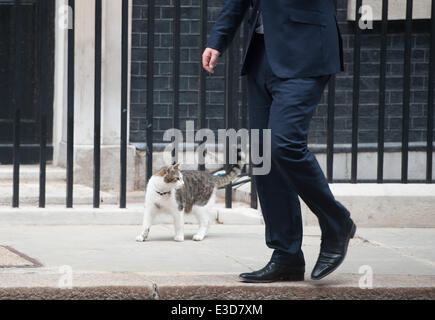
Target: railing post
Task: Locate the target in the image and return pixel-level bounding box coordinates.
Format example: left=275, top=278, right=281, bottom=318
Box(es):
left=224, top=40, right=238, bottom=208
left=351, top=0, right=362, bottom=184
left=225, top=51, right=233, bottom=209
left=38, top=0, right=49, bottom=208
left=67, top=0, right=75, bottom=208
left=120, top=0, right=129, bottom=208
left=401, top=0, right=413, bottom=184
left=12, top=0, right=22, bottom=208
left=426, top=0, right=435, bottom=183
left=172, top=0, right=180, bottom=165
left=93, top=0, right=102, bottom=208
left=198, top=0, right=207, bottom=171
left=146, top=0, right=155, bottom=182
left=326, top=75, right=336, bottom=183
left=240, top=16, right=257, bottom=209
left=377, top=0, right=388, bottom=184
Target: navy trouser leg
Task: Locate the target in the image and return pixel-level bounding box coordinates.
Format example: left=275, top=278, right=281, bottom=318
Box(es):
left=267, top=75, right=351, bottom=241
left=247, top=35, right=305, bottom=266
left=247, top=35, right=351, bottom=266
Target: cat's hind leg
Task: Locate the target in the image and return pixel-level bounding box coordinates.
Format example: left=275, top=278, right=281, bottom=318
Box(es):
left=192, top=206, right=210, bottom=241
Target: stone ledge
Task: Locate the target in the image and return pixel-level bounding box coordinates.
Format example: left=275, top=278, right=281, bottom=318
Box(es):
left=216, top=207, right=264, bottom=225
left=157, top=285, right=435, bottom=300
left=0, top=287, right=156, bottom=300
left=226, top=184, right=435, bottom=228
left=0, top=203, right=259, bottom=226
left=0, top=184, right=118, bottom=206
left=0, top=273, right=434, bottom=300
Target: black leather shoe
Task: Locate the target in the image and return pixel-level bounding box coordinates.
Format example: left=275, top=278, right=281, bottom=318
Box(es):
left=239, top=262, right=305, bottom=283
left=311, top=219, right=357, bottom=280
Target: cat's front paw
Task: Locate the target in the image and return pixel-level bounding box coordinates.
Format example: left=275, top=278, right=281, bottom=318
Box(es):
left=193, top=233, right=205, bottom=241
left=136, top=234, right=148, bottom=242
left=174, top=235, right=184, bottom=242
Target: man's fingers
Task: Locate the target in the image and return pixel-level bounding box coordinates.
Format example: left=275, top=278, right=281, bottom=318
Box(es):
left=202, top=50, right=211, bottom=70
left=202, top=48, right=220, bottom=73
left=202, top=52, right=214, bottom=73
left=209, top=52, right=219, bottom=69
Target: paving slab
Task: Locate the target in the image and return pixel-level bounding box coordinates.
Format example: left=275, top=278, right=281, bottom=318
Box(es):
left=0, top=224, right=434, bottom=299
left=0, top=225, right=434, bottom=275
left=0, top=246, right=41, bottom=268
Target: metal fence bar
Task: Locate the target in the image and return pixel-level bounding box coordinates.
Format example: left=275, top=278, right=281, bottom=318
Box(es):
left=198, top=0, right=207, bottom=171
left=248, top=135, right=258, bottom=209
left=427, top=0, right=435, bottom=183
left=241, top=15, right=257, bottom=209
left=326, top=75, right=336, bottom=182
left=120, top=0, right=129, bottom=208
left=146, top=0, right=155, bottom=182
left=12, top=0, right=22, bottom=208
left=351, top=0, right=362, bottom=183
left=39, top=0, right=49, bottom=208
left=225, top=51, right=233, bottom=209
left=401, top=0, right=413, bottom=183
left=377, top=0, right=388, bottom=183
left=67, top=0, right=75, bottom=208
left=241, top=18, right=248, bottom=131
left=172, top=0, right=180, bottom=164
left=8, top=0, right=433, bottom=212
left=224, top=39, right=239, bottom=209
left=93, top=0, right=102, bottom=208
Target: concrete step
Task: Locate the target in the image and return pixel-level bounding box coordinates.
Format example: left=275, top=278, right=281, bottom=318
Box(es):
left=0, top=183, right=118, bottom=206
left=0, top=273, right=433, bottom=300
left=0, top=165, right=66, bottom=183
left=218, top=183, right=435, bottom=228
left=0, top=201, right=262, bottom=225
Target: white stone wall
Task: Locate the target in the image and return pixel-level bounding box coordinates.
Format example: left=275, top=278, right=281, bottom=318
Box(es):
left=52, top=0, right=136, bottom=191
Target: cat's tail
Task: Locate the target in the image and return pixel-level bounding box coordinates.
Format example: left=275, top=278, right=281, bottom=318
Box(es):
left=214, top=149, right=244, bottom=188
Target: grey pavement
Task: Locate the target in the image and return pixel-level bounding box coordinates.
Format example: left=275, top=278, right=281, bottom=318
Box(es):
left=0, top=222, right=434, bottom=299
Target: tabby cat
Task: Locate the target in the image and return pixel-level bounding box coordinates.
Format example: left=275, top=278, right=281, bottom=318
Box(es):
left=136, top=154, right=243, bottom=242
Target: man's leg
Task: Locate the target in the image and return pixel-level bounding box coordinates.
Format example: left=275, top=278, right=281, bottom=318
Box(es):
left=267, top=75, right=351, bottom=241
left=247, top=35, right=304, bottom=267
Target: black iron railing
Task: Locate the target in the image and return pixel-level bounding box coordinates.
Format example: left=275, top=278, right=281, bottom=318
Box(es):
left=66, top=0, right=75, bottom=208
left=7, top=0, right=435, bottom=210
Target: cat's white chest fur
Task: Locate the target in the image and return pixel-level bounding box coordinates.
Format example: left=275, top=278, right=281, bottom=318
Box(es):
left=145, top=177, right=178, bottom=210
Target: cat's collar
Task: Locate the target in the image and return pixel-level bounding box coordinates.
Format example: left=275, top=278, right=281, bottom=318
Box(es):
left=156, top=190, right=171, bottom=196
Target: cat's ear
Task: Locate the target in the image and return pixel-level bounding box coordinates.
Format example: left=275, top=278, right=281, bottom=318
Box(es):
left=157, top=167, right=168, bottom=176
left=173, top=163, right=180, bottom=170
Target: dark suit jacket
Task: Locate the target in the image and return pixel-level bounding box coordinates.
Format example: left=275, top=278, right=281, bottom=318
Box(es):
left=206, top=0, right=344, bottom=78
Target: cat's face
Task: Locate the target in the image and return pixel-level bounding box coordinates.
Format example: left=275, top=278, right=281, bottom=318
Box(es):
left=157, top=164, right=184, bottom=189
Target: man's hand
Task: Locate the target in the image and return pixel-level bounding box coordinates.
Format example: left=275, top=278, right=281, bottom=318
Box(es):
left=202, top=48, right=221, bottom=74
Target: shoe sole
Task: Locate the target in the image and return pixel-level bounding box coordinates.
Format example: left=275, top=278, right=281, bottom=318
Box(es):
left=239, top=274, right=305, bottom=283
left=311, top=222, right=357, bottom=281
